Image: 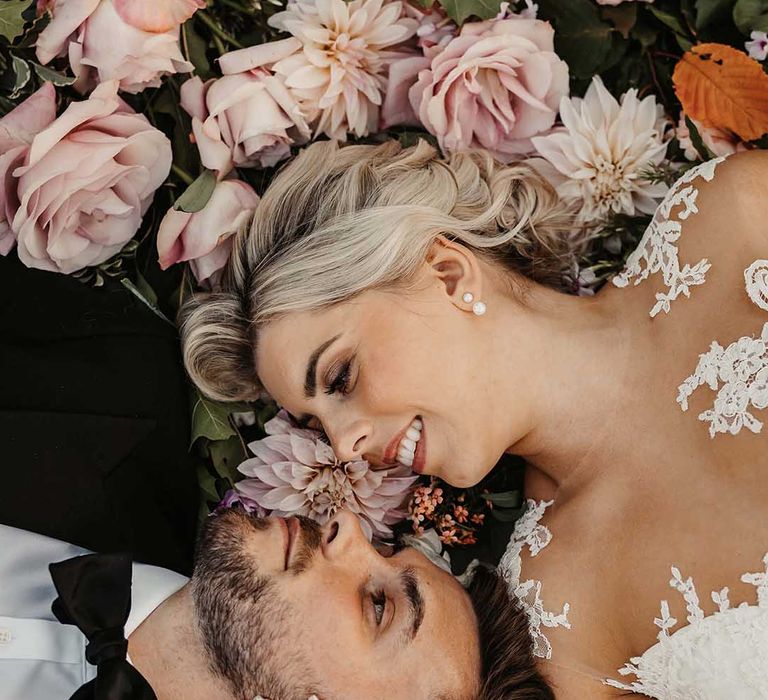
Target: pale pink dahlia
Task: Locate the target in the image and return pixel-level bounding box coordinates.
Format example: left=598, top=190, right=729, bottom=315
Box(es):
left=266, top=0, right=418, bottom=140
left=236, top=409, right=418, bottom=540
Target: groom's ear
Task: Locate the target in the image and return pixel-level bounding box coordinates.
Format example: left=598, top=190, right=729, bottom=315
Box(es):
left=425, top=235, right=484, bottom=310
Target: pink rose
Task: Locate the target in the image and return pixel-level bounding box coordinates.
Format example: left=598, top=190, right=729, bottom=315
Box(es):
left=181, top=39, right=312, bottom=175
left=36, top=0, right=194, bottom=94
left=676, top=112, right=747, bottom=161
left=112, top=0, right=205, bottom=33
left=2, top=81, right=171, bottom=274
left=0, top=83, right=57, bottom=255
left=157, top=179, right=260, bottom=287
left=406, top=17, right=569, bottom=161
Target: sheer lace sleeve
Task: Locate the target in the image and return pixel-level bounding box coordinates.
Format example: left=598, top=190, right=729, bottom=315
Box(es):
left=612, top=157, right=727, bottom=318
left=497, top=499, right=571, bottom=659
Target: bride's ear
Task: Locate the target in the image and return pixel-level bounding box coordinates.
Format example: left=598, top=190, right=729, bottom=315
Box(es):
left=425, top=234, right=484, bottom=311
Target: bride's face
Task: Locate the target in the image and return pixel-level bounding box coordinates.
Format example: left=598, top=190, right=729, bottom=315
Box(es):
left=257, top=256, right=525, bottom=487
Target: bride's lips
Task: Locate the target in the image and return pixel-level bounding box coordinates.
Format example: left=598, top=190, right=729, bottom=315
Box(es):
left=411, top=421, right=426, bottom=474
left=382, top=415, right=427, bottom=471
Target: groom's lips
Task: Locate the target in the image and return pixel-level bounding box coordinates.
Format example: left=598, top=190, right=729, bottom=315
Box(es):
left=283, top=517, right=299, bottom=570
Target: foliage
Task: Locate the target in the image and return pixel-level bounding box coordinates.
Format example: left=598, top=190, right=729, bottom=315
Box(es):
left=673, top=42, right=768, bottom=139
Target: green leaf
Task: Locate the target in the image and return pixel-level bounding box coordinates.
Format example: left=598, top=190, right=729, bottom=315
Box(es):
left=695, top=0, right=736, bottom=29
left=412, top=0, right=436, bottom=8
left=600, top=3, right=638, bottom=39
left=733, top=0, right=768, bottom=33
left=190, top=389, right=251, bottom=447
left=537, top=0, right=614, bottom=79
left=31, top=61, right=75, bottom=86
left=133, top=268, right=159, bottom=308
left=485, top=490, right=521, bottom=508
left=191, top=392, right=238, bottom=445
left=183, top=22, right=213, bottom=80
left=683, top=115, right=716, bottom=161
left=648, top=5, right=692, bottom=39
left=9, top=54, right=29, bottom=98
left=206, top=435, right=248, bottom=483
left=631, top=12, right=660, bottom=48
left=173, top=168, right=216, bottom=213
left=0, top=0, right=32, bottom=42
left=120, top=278, right=173, bottom=325
left=440, top=0, right=500, bottom=25
left=196, top=460, right=223, bottom=522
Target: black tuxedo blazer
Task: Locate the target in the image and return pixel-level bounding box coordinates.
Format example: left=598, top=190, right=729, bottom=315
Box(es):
left=0, top=255, right=199, bottom=575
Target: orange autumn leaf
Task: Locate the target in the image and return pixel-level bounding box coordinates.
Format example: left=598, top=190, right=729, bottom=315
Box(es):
left=673, top=43, right=768, bottom=141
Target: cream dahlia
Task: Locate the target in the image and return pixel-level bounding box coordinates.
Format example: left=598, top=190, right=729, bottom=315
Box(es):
left=266, top=0, right=418, bottom=140
left=236, top=409, right=418, bottom=540
left=531, top=76, right=671, bottom=227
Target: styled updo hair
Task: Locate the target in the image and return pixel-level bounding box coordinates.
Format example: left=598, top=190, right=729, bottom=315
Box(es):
left=179, top=138, right=581, bottom=403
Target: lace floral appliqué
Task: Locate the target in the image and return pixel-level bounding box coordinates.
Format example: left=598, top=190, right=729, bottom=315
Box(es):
left=498, top=499, right=570, bottom=659
left=613, top=157, right=727, bottom=318
left=605, top=554, right=768, bottom=698
left=677, top=259, right=768, bottom=437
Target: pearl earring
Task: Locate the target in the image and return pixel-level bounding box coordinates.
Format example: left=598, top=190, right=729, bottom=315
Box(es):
left=462, top=292, right=474, bottom=303
left=473, top=301, right=487, bottom=316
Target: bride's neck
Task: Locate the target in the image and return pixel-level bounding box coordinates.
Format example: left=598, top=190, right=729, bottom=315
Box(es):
left=499, top=282, right=639, bottom=492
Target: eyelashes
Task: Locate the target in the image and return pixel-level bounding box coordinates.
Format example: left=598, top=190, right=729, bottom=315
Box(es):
left=371, top=589, right=386, bottom=626
left=324, top=358, right=353, bottom=396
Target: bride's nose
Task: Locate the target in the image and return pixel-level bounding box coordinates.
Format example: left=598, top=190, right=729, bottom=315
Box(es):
left=325, top=415, right=371, bottom=463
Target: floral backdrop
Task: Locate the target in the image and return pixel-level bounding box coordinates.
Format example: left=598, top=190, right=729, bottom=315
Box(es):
left=3, top=0, right=768, bottom=569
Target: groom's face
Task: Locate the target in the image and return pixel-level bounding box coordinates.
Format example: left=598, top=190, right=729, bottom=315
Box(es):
left=192, top=509, right=480, bottom=700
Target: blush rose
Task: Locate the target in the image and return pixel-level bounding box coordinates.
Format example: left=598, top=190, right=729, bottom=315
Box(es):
left=36, top=0, right=195, bottom=94
left=1, top=81, right=172, bottom=274
left=157, top=179, right=260, bottom=287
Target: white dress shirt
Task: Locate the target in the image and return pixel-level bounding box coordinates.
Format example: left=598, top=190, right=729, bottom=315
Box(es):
left=0, top=524, right=188, bottom=700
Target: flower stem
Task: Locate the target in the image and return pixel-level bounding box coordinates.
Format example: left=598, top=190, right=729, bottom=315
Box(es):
left=172, top=164, right=195, bottom=186
left=218, top=0, right=256, bottom=13
left=196, top=11, right=244, bottom=49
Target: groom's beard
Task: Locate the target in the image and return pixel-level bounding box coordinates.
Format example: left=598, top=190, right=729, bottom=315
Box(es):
left=190, top=510, right=323, bottom=700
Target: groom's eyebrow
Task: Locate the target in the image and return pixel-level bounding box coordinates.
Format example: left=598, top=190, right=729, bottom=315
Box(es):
left=401, top=567, right=425, bottom=642
left=304, top=333, right=341, bottom=398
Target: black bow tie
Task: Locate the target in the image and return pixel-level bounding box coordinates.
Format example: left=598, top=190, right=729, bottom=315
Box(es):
left=49, top=552, right=157, bottom=700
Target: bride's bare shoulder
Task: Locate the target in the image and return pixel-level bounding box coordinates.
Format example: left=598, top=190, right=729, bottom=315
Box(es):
left=610, top=151, right=768, bottom=321
left=684, top=150, right=768, bottom=253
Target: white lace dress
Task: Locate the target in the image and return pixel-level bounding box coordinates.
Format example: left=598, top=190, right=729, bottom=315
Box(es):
left=498, top=156, right=768, bottom=699
left=499, top=500, right=768, bottom=699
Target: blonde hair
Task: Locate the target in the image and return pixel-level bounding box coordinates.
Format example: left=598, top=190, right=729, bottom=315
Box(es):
left=180, top=138, right=581, bottom=402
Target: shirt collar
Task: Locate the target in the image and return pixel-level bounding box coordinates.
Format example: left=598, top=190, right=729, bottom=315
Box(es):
left=125, top=562, right=188, bottom=638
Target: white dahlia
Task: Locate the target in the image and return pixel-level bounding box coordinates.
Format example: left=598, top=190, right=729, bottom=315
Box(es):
left=531, top=75, right=671, bottom=227
left=236, top=409, right=418, bottom=540
left=266, top=0, right=418, bottom=140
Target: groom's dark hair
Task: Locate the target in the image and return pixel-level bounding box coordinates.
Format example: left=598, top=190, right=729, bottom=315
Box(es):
left=467, top=565, right=554, bottom=700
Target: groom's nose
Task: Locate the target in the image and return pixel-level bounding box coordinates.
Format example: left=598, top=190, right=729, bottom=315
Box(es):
left=321, top=510, right=372, bottom=562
